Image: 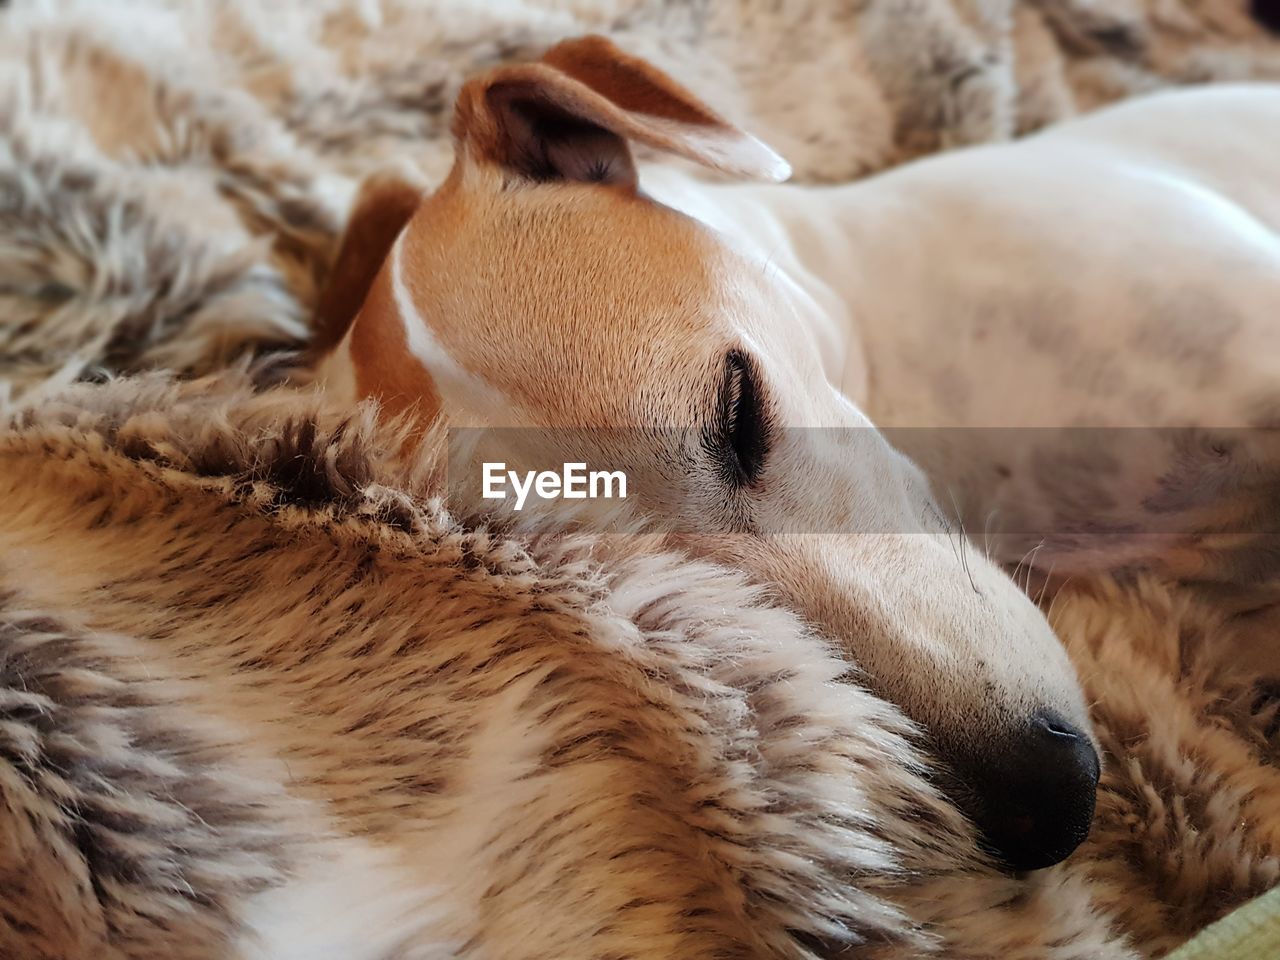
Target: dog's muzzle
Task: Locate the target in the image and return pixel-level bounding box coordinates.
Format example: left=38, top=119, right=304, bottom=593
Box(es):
left=963, top=710, right=1101, bottom=872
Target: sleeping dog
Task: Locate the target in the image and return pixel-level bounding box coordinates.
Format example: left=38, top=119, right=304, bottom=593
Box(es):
left=314, top=36, right=1280, bottom=871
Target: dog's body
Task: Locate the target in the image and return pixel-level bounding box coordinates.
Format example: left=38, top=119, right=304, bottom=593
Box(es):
left=652, top=84, right=1280, bottom=430
left=637, top=84, right=1280, bottom=580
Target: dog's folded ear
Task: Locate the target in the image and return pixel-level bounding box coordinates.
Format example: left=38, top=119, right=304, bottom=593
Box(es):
left=450, top=35, right=790, bottom=186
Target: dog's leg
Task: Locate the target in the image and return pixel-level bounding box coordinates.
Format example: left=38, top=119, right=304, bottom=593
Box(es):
left=311, top=172, right=424, bottom=357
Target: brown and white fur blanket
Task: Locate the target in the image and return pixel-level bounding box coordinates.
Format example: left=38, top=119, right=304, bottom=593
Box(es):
left=1, top=1, right=1279, bottom=958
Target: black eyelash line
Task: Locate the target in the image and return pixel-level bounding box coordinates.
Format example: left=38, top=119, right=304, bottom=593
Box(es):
left=717, top=349, right=770, bottom=487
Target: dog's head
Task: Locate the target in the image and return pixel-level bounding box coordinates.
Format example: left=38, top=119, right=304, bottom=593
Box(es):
left=332, top=36, right=1099, bottom=871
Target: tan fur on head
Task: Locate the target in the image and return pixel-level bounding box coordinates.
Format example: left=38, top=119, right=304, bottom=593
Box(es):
left=310, top=172, right=423, bottom=357
left=315, top=34, right=790, bottom=427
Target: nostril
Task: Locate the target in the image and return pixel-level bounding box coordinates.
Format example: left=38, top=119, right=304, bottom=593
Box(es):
left=1036, top=711, right=1086, bottom=741
left=1032, top=711, right=1101, bottom=786
left=1033, top=712, right=1101, bottom=777
left=1044, top=720, right=1077, bottom=738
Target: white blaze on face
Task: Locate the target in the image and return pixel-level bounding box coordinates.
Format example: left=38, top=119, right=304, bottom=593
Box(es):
left=390, top=230, right=512, bottom=426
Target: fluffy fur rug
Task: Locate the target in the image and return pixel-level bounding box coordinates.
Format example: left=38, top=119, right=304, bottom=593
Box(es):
left=2, top=374, right=1277, bottom=960
left=1, top=1, right=1279, bottom=957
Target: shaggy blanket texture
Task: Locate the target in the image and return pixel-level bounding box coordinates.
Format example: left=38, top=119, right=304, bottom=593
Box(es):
left=2, top=375, right=1277, bottom=960
left=0, top=1, right=1279, bottom=957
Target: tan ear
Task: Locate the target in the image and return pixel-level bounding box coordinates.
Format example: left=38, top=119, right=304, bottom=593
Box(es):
left=312, top=172, right=424, bottom=356
left=450, top=35, right=789, bottom=186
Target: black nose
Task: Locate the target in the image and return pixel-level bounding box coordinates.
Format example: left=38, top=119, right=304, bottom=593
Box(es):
left=968, top=712, right=1100, bottom=871
left=1252, top=0, right=1280, bottom=35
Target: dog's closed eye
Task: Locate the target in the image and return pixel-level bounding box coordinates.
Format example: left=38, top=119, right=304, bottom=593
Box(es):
left=709, top=350, right=771, bottom=488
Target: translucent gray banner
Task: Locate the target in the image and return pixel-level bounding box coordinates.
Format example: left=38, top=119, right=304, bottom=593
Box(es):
left=444, top=426, right=1280, bottom=542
